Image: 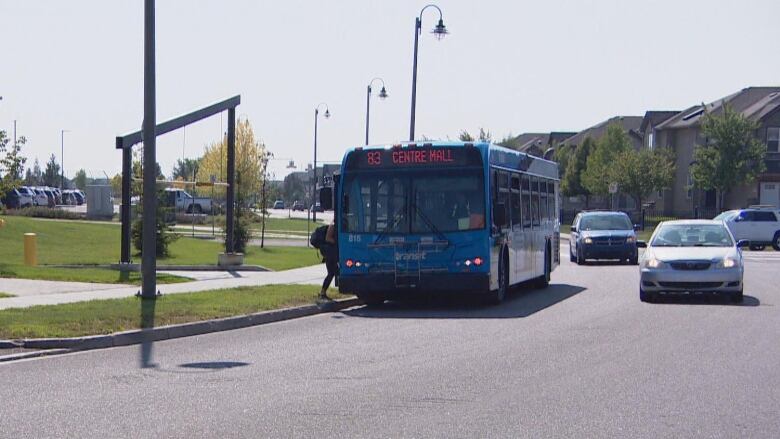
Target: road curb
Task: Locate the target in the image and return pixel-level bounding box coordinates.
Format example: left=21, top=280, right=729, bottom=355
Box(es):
left=3, top=297, right=361, bottom=353
left=0, top=349, right=72, bottom=363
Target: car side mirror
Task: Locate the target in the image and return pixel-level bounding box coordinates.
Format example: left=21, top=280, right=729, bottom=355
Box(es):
left=636, top=241, right=647, bottom=248
left=570, top=226, right=577, bottom=233
left=736, top=239, right=749, bottom=248
left=319, top=187, right=333, bottom=211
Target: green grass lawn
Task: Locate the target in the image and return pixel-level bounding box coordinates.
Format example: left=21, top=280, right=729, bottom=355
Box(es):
left=0, top=216, right=321, bottom=283
left=0, top=284, right=351, bottom=339
left=0, top=293, right=15, bottom=299
left=248, top=216, right=325, bottom=233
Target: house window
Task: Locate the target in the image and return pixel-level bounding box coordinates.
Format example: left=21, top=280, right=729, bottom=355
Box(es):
left=648, top=130, right=655, bottom=150
left=686, top=173, right=693, bottom=199
left=768, top=127, right=779, bottom=153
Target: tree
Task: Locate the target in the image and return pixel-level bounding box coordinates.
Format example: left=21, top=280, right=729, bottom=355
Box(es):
left=691, top=104, right=766, bottom=211
left=582, top=124, right=632, bottom=196
left=614, top=148, right=675, bottom=210
left=74, top=169, right=88, bottom=191
left=458, top=130, right=475, bottom=141
left=172, top=158, right=201, bottom=181
left=110, top=173, right=122, bottom=198
left=198, top=119, right=265, bottom=200
left=0, top=130, right=27, bottom=198
left=131, top=148, right=165, bottom=194
left=561, top=137, right=593, bottom=208
left=42, top=154, right=61, bottom=187
left=282, top=173, right=305, bottom=203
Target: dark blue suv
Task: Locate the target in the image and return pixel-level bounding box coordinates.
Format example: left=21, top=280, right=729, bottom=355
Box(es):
left=570, top=211, right=639, bottom=265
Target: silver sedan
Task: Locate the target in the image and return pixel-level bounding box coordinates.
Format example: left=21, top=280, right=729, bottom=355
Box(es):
left=637, top=220, right=747, bottom=303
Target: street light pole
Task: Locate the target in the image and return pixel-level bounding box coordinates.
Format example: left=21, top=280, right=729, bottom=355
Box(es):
left=366, top=78, right=389, bottom=145
left=60, top=130, right=70, bottom=190
left=141, top=0, right=158, bottom=299
left=313, top=103, right=330, bottom=223
left=409, top=4, right=448, bottom=141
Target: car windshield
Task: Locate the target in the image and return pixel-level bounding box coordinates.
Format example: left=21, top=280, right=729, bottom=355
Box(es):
left=579, top=214, right=632, bottom=231
left=651, top=223, right=734, bottom=247
left=342, top=170, right=485, bottom=234
left=713, top=211, right=737, bottom=221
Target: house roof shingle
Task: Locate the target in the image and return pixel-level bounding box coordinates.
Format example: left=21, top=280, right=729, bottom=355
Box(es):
left=656, top=86, right=780, bottom=130
left=562, top=116, right=643, bottom=147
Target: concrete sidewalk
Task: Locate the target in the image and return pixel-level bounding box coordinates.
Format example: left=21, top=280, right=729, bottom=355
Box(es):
left=0, top=265, right=326, bottom=310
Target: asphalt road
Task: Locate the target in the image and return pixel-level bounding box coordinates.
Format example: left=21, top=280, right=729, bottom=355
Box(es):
left=2, top=244, right=779, bottom=438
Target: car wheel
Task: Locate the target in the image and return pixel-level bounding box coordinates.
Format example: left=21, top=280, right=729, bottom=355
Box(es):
left=639, top=288, right=655, bottom=303
left=576, top=245, right=585, bottom=265
left=194, top=205, right=203, bottom=214
left=730, top=289, right=744, bottom=304
left=773, top=232, right=780, bottom=251
left=629, top=254, right=639, bottom=265
left=488, top=252, right=509, bottom=305
left=569, top=245, right=576, bottom=262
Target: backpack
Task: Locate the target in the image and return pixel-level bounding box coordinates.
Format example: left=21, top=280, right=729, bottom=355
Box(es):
left=310, top=225, right=329, bottom=249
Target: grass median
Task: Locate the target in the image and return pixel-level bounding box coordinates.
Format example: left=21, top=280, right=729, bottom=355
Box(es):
left=0, top=216, right=322, bottom=283
left=0, top=293, right=15, bottom=299
left=0, top=284, right=350, bottom=339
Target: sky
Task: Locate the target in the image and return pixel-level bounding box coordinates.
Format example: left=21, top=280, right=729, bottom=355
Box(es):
left=2, top=0, right=780, bottom=181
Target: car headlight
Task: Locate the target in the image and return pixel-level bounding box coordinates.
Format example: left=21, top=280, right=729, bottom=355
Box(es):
left=644, top=257, right=665, bottom=269
left=626, top=235, right=637, bottom=243
left=719, top=257, right=740, bottom=269
left=584, top=236, right=593, bottom=244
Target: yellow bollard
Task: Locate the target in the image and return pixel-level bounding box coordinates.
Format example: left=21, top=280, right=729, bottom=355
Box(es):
left=0, top=218, right=5, bottom=228
left=24, top=233, right=37, bottom=266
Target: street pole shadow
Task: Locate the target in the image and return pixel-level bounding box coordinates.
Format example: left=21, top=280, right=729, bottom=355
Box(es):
left=140, top=297, right=157, bottom=369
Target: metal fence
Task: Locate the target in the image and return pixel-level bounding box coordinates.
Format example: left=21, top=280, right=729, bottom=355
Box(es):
left=562, top=207, right=724, bottom=231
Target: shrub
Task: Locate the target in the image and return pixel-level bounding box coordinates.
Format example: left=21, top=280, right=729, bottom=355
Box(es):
left=132, top=190, right=179, bottom=257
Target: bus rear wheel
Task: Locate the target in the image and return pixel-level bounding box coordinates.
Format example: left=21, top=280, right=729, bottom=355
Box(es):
left=537, top=244, right=551, bottom=288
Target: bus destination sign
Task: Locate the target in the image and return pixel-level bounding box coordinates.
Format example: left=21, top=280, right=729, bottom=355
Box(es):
left=347, top=147, right=481, bottom=170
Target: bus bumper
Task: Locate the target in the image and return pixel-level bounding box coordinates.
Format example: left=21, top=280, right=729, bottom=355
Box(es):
left=339, top=273, right=490, bottom=294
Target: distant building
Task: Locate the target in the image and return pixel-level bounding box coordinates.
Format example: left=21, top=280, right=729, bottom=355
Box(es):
left=652, top=86, right=780, bottom=215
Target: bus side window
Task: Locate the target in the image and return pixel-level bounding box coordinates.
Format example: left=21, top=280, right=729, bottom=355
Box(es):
left=521, top=174, right=531, bottom=229
left=531, top=177, right=541, bottom=227
left=511, top=175, right=522, bottom=230
left=540, top=179, right=549, bottom=222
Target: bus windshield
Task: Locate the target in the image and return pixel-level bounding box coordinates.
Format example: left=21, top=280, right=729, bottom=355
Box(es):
left=342, top=170, right=485, bottom=234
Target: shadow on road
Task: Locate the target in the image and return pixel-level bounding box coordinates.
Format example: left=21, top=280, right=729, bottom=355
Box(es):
left=651, top=294, right=760, bottom=307
left=179, top=361, right=250, bottom=370
left=342, top=283, right=586, bottom=319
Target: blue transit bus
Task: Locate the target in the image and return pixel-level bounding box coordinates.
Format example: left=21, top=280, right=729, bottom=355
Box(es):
left=320, top=141, right=560, bottom=305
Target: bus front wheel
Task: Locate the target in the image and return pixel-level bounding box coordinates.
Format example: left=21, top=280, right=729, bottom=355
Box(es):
left=488, top=252, right=509, bottom=305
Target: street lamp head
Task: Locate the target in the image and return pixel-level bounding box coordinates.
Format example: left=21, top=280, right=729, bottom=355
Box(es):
left=378, top=86, right=389, bottom=100
left=432, top=18, right=448, bottom=40
left=324, top=109, right=331, bottom=119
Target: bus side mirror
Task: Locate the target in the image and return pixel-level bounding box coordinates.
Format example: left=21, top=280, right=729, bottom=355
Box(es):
left=493, top=203, right=507, bottom=228
left=319, top=187, right=333, bottom=211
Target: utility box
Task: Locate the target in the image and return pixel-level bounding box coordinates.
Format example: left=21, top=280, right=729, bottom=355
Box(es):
left=86, top=185, right=114, bottom=220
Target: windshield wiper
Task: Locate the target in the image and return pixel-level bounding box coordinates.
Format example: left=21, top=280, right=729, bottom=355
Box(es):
left=372, top=205, right=406, bottom=245
left=410, top=196, right=449, bottom=245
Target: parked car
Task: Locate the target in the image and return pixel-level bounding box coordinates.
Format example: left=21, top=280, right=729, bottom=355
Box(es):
left=0, top=188, right=24, bottom=209
left=16, top=188, right=34, bottom=208
left=715, top=206, right=780, bottom=251
left=41, top=188, right=57, bottom=207
left=26, top=187, right=49, bottom=207
left=310, top=202, right=323, bottom=213
left=569, top=211, right=639, bottom=265
left=638, top=219, right=747, bottom=303
left=273, top=200, right=285, bottom=209
left=61, top=191, right=77, bottom=205
left=66, top=190, right=85, bottom=205
left=164, top=188, right=212, bottom=214
left=292, top=201, right=304, bottom=211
